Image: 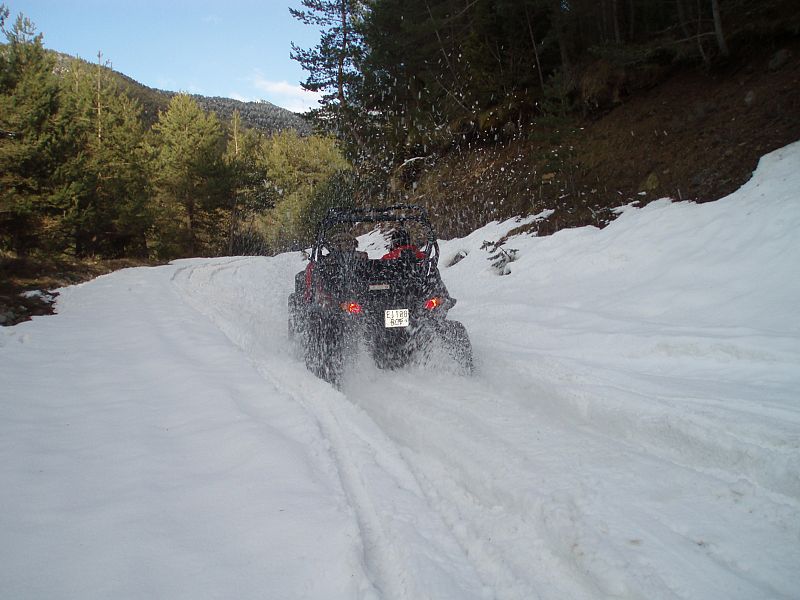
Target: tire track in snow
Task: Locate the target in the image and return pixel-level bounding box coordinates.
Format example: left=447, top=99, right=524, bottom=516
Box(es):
left=271, top=380, right=426, bottom=600
left=171, top=259, right=487, bottom=600
left=169, top=257, right=800, bottom=599
left=343, top=364, right=798, bottom=600
left=171, top=258, right=624, bottom=598
left=343, top=372, right=606, bottom=600
left=252, top=365, right=490, bottom=600
left=171, top=261, right=405, bottom=597
left=496, top=355, right=800, bottom=503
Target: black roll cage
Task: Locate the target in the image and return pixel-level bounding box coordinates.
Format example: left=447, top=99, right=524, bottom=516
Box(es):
left=311, top=204, right=441, bottom=269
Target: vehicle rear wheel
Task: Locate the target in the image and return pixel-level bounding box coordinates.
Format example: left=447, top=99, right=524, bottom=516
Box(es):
left=288, top=293, right=301, bottom=341
left=304, top=314, right=345, bottom=385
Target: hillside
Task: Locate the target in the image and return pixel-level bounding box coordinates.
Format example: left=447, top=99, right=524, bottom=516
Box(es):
left=405, top=39, right=800, bottom=238
left=52, top=51, right=310, bottom=134
left=164, top=92, right=312, bottom=136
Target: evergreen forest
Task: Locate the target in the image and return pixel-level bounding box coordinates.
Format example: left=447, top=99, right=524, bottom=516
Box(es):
left=1, top=0, right=798, bottom=266
left=290, top=0, right=795, bottom=169
left=0, top=5, right=347, bottom=261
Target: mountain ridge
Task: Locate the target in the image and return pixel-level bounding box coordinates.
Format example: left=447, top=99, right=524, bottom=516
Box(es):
left=51, top=49, right=311, bottom=134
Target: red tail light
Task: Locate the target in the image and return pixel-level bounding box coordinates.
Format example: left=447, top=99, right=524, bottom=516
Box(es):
left=424, top=297, right=443, bottom=310
left=341, top=301, right=363, bottom=314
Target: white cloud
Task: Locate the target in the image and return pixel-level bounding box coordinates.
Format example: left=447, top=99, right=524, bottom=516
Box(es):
left=251, top=71, right=322, bottom=113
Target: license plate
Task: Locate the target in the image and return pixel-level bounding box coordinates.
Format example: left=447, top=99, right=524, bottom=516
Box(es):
left=384, top=308, right=409, bottom=328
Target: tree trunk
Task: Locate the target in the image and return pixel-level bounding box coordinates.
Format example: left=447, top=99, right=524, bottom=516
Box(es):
left=186, top=194, right=196, bottom=256
left=710, top=0, right=729, bottom=57
left=628, top=0, right=635, bottom=40
left=676, top=0, right=691, bottom=38
left=337, top=0, right=347, bottom=105
left=95, top=52, right=103, bottom=143
left=600, top=0, right=608, bottom=44
left=524, top=6, right=546, bottom=91
left=228, top=112, right=240, bottom=256
left=696, top=0, right=709, bottom=64
left=551, top=0, right=572, bottom=76
left=227, top=203, right=238, bottom=256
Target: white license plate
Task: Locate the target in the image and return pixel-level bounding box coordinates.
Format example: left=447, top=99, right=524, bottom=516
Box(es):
left=384, top=308, right=409, bottom=328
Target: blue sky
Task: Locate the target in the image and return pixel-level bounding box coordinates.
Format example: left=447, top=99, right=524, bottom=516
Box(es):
left=5, top=1, right=323, bottom=112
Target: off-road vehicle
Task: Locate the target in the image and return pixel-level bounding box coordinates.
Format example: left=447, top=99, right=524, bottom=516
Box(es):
left=288, top=205, right=473, bottom=384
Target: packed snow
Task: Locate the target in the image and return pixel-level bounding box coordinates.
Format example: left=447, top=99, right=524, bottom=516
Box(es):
left=2, top=142, right=799, bottom=600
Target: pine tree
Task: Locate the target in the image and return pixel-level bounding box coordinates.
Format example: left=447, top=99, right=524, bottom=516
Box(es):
left=0, top=7, right=62, bottom=253
left=224, top=110, right=270, bottom=254
left=54, top=55, right=151, bottom=257
left=150, top=94, right=229, bottom=257
left=290, top=0, right=370, bottom=157
left=260, top=130, right=349, bottom=251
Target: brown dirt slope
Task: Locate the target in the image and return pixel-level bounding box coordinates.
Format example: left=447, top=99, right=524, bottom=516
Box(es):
left=0, top=255, right=158, bottom=326
left=411, top=39, right=800, bottom=238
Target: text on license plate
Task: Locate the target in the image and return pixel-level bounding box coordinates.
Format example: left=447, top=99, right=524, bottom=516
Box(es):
left=384, top=308, right=409, bottom=328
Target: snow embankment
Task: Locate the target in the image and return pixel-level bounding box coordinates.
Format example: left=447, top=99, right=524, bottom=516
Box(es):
left=440, top=141, right=800, bottom=502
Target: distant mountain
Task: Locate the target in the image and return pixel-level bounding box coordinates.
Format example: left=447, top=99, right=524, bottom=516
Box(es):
left=51, top=51, right=311, bottom=135
left=164, top=92, right=312, bottom=136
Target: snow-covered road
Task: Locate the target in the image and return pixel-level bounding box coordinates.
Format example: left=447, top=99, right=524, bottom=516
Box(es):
left=2, top=143, right=799, bottom=599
